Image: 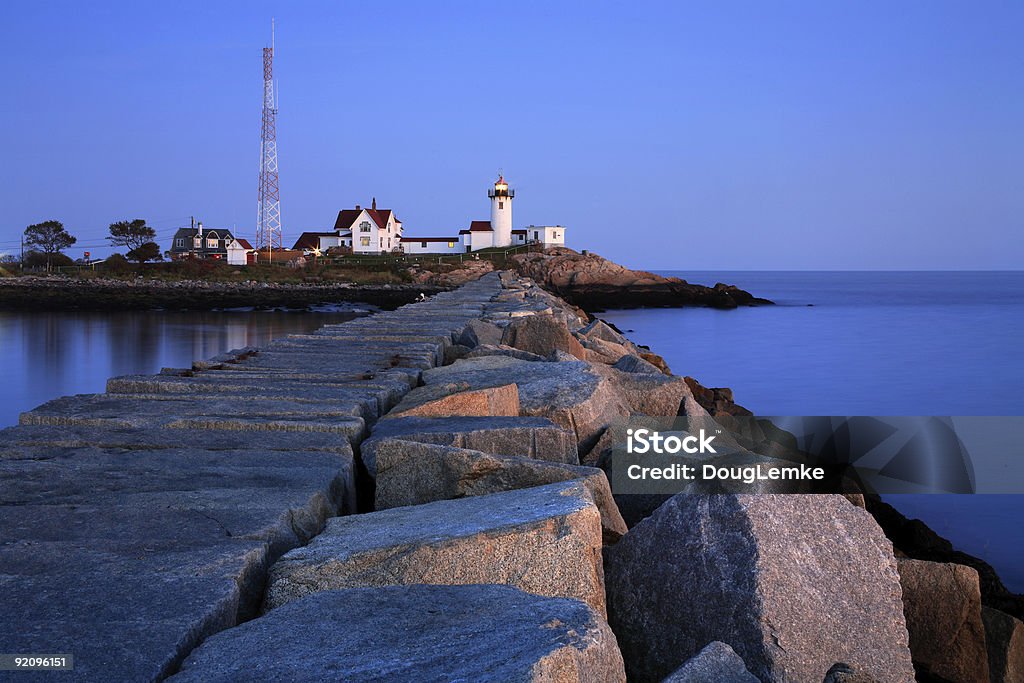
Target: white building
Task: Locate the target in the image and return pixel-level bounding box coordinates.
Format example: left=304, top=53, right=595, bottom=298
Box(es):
left=522, top=225, right=565, bottom=249
left=291, top=198, right=402, bottom=255
left=225, top=238, right=255, bottom=265
left=402, top=237, right=463, bottom=254
left=294, top=177, right=567, bottom=257
left=400, top=175, right=567, bottom=254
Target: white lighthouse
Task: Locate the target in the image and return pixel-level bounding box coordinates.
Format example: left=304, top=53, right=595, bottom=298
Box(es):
left=487, top=175, right=514, bottom=247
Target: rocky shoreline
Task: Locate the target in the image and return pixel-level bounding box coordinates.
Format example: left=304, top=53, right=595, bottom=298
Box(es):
left=1, top=271, right=1018, bottom=681
left=0, top=276, right=447, bottom=311
left=0, top=248, right=773, bottom=313
left=511, top=248, right=774, bottom=310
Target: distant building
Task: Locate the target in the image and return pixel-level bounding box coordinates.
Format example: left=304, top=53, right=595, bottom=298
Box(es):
left=169, top=223, right=254, bottom=263
left=291, top=198, right=402, bottom=255
left=400, top=176, right=566, bottom=254
left=294, top=177, right=567, bottom=257
left=522, top=225, right=565, bottom=249
left=226, top=238, right=255, bottom=265
left=292, top=231, right=347, bottom=252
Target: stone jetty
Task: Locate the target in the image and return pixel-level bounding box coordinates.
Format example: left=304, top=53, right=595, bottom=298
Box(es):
left=1, top=271, right=1016, bottom=681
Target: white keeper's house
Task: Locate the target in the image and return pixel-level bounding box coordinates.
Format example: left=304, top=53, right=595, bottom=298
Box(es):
left=292, top=198, right=402, bottom=255
left=292, top=175, right=566, bottom=256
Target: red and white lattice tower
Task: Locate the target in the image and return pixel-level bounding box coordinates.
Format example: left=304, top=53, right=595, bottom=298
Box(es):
left=256, top=21, right=282, bottom=253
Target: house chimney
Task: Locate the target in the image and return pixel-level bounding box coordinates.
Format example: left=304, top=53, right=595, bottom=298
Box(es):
left=355, top=204, right=361, bottom=211
left=198, top=222, right=203, bottom=237
left=372, top=197, right=377, bottom=210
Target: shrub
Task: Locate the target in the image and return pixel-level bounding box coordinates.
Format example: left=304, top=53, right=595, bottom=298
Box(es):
left=102, top=253, right=132, bottom=274
left=23, top=250, right=73, bottom=269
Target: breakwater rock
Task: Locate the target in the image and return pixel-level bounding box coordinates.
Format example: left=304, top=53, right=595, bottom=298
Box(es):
left=511, top=247, right=773, bottom=309
left=0, top=275, right=444, bottom=311
left=0, top=270, right=1012, bottom=681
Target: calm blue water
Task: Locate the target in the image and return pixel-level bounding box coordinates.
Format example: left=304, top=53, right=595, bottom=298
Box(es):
left=0, top=307, right=369, bottom=429
left=602, top=271, right=1024, bottom=592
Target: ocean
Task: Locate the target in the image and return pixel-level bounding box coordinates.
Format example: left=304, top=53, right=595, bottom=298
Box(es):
left=601, top=270, right=1024, bottom=592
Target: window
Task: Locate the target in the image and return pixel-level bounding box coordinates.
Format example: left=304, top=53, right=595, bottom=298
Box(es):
left=360, top=221, right=371, bottom=233
left=421, top=241, right=427, bottom=248
left=533, top=231, right=539, bottom=240
left=499, top=201, right=504, bottom=209
left=193, top=238, right=201, bottom=247
left=359, top=237, right=370, bottom=247
left=447, top=241, right=455, bottom=248
left=176, top=238, right=184, bottom=247
left=207, top=239, right=217, bottom=249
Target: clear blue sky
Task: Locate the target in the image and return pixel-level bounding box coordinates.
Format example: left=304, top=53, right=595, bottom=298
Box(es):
left=2, top=1, right=1021, bottom=269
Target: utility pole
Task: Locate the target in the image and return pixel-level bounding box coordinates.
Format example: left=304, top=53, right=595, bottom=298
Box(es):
left=256, top=19, right=282, bottom=263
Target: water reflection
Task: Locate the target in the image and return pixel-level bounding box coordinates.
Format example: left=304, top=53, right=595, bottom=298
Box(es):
left=0, top=308, right=370, bottom=427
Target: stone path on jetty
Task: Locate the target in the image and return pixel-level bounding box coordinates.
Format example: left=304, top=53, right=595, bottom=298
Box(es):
left=0, top=271, right=1017, bottom=682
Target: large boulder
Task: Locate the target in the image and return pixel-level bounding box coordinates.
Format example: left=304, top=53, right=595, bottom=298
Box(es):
left=604, top=494, right=914, bottom=683
left=577, top=319, right=631, bottom=346
left=501, top=314, right=587, bottom=360
left=360, top=415, right=579, bottom=477
left=897, top=559, right=990, bottom=683
left=662, top=641, right=759, bottom=682
left=613, top=354, right=663, bottom=375
left=580, top=337, right=634, bottom=365
left=982, top=606, right=1024, bottom=683
left=373, top=439, right=627, bottom=543
left=170, top=585, right=626, bottom=682
left=458, top=319, right=504, bottom=347
left=592, top=365, right=691, bottom=416
left=264, top=480, right=606, bottom=615
left=418, top=356, right=630, bottom=452
left=386, top=382, right=520, bottom=418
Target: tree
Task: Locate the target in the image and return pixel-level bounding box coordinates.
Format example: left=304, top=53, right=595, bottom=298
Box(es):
left=126, top=242, right=162, bottom=263
left=24, top=220, right=76, bottom=270
left=108, top=219, right=157, bottom=261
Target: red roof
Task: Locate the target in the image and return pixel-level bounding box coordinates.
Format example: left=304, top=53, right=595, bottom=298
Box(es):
left=511, top=229, right=526, bottom=235
left=334, top=207, right=398, bottom=232
left=400, top=236, right=459, bottom=243
left=291, top=232, right=335, bottom=250
left=235, top=239, right=254, bottom=250
left=367, top=208, right=392, bottom=229
left=334, top=209, right=363, bottom=231
left=469, top=220, right=493, bottom=232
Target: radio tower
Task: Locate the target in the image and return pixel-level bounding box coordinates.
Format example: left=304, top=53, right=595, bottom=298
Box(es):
left=256, top=20, right=282, bottom=257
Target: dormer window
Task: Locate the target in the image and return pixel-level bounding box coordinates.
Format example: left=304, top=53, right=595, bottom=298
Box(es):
left=207, top=239, right=217, bottom=249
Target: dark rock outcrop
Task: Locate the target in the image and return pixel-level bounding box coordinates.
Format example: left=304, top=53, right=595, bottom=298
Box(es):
left=510, top=248, right=772, bottom=310
left=867, top=497, right=1024, bottom=621
left=982, top=606, right=1024, bottom=683
left=897, top=559, right=990, bottom=683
